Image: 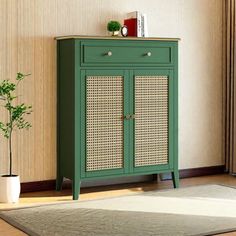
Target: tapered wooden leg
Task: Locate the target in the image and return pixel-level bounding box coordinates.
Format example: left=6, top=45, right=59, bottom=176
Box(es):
left=56, top=176, right=64, bottom=191
left=172, top=170, right=179, bottom=188
left=72, top=179, right=80, bottom=200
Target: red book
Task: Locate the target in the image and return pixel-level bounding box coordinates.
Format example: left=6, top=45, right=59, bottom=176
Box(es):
left=124, top=18, right=137, bottom=37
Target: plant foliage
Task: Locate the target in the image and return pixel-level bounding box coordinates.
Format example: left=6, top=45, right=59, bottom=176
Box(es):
left=0, top=73, right=32, bottom=176
left=107, top=21, right=121, bottom=32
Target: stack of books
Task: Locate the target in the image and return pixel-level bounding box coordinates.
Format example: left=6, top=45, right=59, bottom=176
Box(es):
left=124, top=11, right=148, bottom=37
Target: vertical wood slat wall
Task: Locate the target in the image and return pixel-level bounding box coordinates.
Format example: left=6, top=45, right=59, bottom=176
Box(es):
left=0, top=0, right=224, bottom=182
left=0, top=0, right=58, bottom=182
left=0, top=0, right=124, bottom=182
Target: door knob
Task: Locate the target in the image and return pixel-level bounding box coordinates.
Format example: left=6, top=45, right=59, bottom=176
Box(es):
left=123, top=114, right=135, bottom=120
left=130, top=114, right=136, bottom=119
left=123, top=115, right=131, bottom=120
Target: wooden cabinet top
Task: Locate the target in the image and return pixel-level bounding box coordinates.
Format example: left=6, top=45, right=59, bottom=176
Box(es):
left=55, top=35, right=180, bottom=41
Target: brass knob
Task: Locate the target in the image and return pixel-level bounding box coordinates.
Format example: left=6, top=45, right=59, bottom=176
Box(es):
left=130, top=114, right=136, bottom=119
left=123, top=114, right=135, bottom=120
left=107, top=51, right=112, bottom=56
left=124, top=115, right=131, bottom=120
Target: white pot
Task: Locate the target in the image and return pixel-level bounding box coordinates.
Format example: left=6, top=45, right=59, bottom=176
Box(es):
left=111, top=31, right=119, bottom=36
left=0, top=175, right=20, bottom=203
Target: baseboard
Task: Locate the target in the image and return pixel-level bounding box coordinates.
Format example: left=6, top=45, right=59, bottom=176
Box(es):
left=21, top=180, right=56, bottom=193
left=20, top=165, right=226, bottom=193
left=160, top=165, right=226, bottom=180
left=179, top=165, right=226, bottom=178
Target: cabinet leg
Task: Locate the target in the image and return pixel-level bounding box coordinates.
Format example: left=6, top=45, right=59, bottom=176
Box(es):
left=56, top=176, right=64, bottom=191
left=72, top=179, right=80, bottom=200
left=172, top=170, right=179, bottom=188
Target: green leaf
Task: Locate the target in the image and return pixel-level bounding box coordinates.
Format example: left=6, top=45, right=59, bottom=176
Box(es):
left=16, top=72, right=31, bottom=81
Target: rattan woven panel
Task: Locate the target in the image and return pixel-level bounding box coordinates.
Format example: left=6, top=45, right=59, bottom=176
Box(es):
left=135, top=76, right=168, bottom=167
left=86, top=76, right=124, bottom=171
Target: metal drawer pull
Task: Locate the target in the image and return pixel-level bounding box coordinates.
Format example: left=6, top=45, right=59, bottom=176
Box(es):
left=123, top=114, right=135, bottom=120
left=146, top=52, right=152, bottom=57
left=106, top=51, right=112, bottom=56
left=130, top=114, right=136, bottom=119
left=124, top=115, right=131, bottom=120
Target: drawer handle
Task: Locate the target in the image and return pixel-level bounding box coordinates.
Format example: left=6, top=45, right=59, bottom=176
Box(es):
left=123, top=114, right=131, bottom=120
left=146, top=52, right=152, bottom=57
left=123, top=114, right=135, bottom=120
left=106, top=51, right=112, bottom=56
left=130, top=114, right=136, bottom=119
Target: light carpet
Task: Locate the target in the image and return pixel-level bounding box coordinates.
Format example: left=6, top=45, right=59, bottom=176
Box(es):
left=1, top=185, right=236, bottom=236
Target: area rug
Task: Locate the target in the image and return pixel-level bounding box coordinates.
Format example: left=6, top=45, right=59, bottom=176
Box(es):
left=1, top=185, right=236, bottom=236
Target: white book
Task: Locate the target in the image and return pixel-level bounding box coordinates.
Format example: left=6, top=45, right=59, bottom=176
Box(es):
left=143, top=13, right=148, bottom=37
left=127, top=11, right=139, bottom=18
left=141, top=14, right=145, bottom=37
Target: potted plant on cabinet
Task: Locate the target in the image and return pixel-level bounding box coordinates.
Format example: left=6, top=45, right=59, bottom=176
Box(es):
left=107, top=20, right=121, bottom=36
left=0, top=73, right=32, bottom=203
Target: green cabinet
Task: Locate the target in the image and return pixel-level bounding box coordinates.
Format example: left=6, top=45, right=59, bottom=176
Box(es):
left=56, top=36, right=179, bottom=200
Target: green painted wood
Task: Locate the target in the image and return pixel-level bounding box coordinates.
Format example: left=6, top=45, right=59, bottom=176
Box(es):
left=57, top=39, right=75, bottom=182
left=123, top=70, right=131, bottom=174
left=173, top=42, right=179, bottom=188
left=129, top=70, right=135, bottom=174
left=56, top=38, right=179, bottom=199
left=80, top=40, right=174, bottom=67
left=80, top=69, right=86, bottom=179
left=83, top=45, right=171, bottom=64
left=169, top=70, right=175, bottom=170
left=56, top=41, right=62, bottom=191
left=81, top=167, right=175, bottom=181
left=74, top=40, right=81, bottom=200
left=172, top=170, right=179, bottom=188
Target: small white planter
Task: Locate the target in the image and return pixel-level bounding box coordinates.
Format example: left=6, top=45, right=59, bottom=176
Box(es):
left=111, top=31, right=119, bottom=36
left=0, top=175, right=20, bottom=203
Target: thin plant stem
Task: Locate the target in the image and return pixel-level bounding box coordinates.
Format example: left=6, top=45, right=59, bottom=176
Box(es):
left=9, top=128, right=12, bottom=176
left=8, top=97, right=13, bottom=176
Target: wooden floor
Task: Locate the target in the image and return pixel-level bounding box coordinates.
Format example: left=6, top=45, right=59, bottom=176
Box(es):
left=1, top=174, right=236, bottom=235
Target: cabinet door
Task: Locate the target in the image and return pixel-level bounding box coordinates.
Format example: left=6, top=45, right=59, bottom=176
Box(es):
left=131, top=70, right=175, bottom=173
left=81, top=70, right=130, bottom=178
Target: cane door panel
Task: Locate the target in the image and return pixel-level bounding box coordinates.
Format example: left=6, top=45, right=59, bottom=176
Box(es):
left=81, top=70, right=130, bottom=178
left=132, top=70, right=174, bottom=173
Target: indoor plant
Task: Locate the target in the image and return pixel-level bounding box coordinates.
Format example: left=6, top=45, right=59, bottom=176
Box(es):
left=107, top=20, right=121, bottom=36
left=0, top=73, right=32, bottom=203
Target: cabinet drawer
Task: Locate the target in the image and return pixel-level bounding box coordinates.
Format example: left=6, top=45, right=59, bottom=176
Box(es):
left=81, top=42, right=173, bottom=65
